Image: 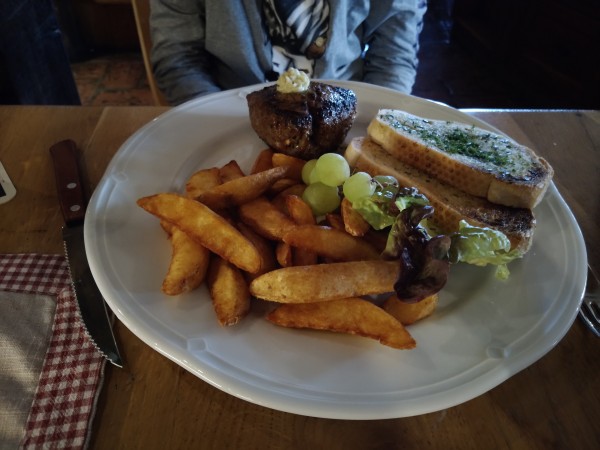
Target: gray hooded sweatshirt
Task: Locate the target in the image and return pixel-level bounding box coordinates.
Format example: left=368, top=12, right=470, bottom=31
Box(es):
left=150, top=0, right=427, bottom=105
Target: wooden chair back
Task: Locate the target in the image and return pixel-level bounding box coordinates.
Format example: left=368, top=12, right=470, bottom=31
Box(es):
left=131, top=0, right=169, bottom=105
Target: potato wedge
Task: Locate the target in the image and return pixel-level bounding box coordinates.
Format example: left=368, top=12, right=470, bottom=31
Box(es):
left=324, top=213, right=345, bottom=230
left=207, top=256, right=250, bottom=326
left=267, top=297, right=416, bottom=349
left=160, top=219, right=175, bottom=236
left=285, top=195, right=315, bottom=225
left=251, top=148, right=274, bottom=174
left=285, top=195, right=318, bottom=265
left=237, top=222, right=277, bottom=278
left=137, top=193, right=261, bottom=273
left=382, top=294, right=439, bottom=325
left=196, top=166, right=289, bottom=210
left=219, top=160, right=245, bottom=181
left=271, top=183, right=306, bottom=213
left=238, top=196, right=297, bottom=241
left=276, top=242, right=293, bottom=267
left=283, top=225, right=380, bottom=261
left=249, top=260, right=400, bottom=303
left=271, top=153, right=305, bottom=180
left=268, top=178, right=300, bottom=195
left=185, top=167, right=221, bottom=199
left=292, top=249, right=318, bottom=266
left=341, top=198, right=371, bottom=237
left=160, top=221, right=210, bottom=295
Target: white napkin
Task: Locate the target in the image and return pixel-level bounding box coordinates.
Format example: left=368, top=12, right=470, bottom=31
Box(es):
left=0, top=292, right=56, bottom=448
left=0, top=254, right=106, bottom=449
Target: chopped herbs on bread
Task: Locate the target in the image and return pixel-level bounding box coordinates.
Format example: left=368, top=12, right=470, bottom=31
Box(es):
left=367, top=109, right=554, bottom=209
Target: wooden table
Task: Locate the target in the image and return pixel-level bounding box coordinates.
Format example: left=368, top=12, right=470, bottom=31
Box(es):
left=1, top=106, right=598, bottom=449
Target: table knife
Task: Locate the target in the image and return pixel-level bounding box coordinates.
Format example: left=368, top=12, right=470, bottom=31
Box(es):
left=50, top=139, right=123, bottom=368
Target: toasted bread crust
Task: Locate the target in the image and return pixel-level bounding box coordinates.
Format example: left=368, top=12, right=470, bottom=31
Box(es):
left=344, top=137, right=535, bottom=253
left=367, top=110, right=553, bottom=209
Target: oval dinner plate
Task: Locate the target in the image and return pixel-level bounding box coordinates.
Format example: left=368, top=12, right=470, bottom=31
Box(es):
left=85, top=81, right=587, bottom=419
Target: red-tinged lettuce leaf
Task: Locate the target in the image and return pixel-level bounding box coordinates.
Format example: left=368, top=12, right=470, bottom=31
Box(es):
left=382, top=205, right=451, bottom=303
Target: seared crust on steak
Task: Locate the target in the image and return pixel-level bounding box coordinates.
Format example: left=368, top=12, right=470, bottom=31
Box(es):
left=345, top=137, right=536, bottom=253
left=247, top=82, right=357, bottom=160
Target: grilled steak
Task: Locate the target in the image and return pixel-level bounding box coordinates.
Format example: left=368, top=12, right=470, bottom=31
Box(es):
left=247, top=82, right=357, bottom=160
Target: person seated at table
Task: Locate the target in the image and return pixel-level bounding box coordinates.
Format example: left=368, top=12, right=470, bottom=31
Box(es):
left=150, top=0, right=427, bottom=105
left=0, top=0, right=80, bottom=105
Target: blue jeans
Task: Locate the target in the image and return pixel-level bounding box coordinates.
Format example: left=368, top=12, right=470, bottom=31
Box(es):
left=0, top=0, right=80, bottom=105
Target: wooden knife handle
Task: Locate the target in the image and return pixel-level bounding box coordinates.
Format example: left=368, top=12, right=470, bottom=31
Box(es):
left=50, top=139, right=87, bottom=225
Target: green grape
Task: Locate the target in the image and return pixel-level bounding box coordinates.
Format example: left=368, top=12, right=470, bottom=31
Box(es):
left=302, top=182, right=341, bottom=216
left=373, top=175, right=399, bottom=187
left=314, top=153, right=350, bottom=187
left=342, top=172, right=375, bottom=203
left=301, top=159, right=318, bottom=184
left=308, top=167, right=320, bottom=184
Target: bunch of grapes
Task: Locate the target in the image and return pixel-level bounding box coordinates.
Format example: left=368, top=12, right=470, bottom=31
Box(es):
left=301, top=153, right=393, bottom=216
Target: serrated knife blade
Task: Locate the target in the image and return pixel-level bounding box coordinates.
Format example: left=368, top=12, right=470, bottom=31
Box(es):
left=50, top=139, right=123, bottom=368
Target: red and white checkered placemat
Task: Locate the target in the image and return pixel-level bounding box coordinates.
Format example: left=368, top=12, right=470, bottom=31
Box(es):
left=0, top=254, right=106, bottom=449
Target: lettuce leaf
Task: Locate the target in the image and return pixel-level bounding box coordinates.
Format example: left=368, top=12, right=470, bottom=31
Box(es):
left=352, top=186, right=428, bottom=230
left=382, top=204, right=451, bottom=303
left=352, top=195, right=396, bottom=229
left=447, top=220, right=523, bottom=279
left=350, top=182, right=524, bottom=301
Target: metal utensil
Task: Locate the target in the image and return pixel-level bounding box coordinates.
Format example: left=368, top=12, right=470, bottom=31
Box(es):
left=579, top=266, right=600, bottom=337
left=50, top=139, right=123, bottom=367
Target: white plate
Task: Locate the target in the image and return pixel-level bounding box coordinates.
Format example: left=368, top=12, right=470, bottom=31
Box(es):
left=85, top=81, right=587, bottom=419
